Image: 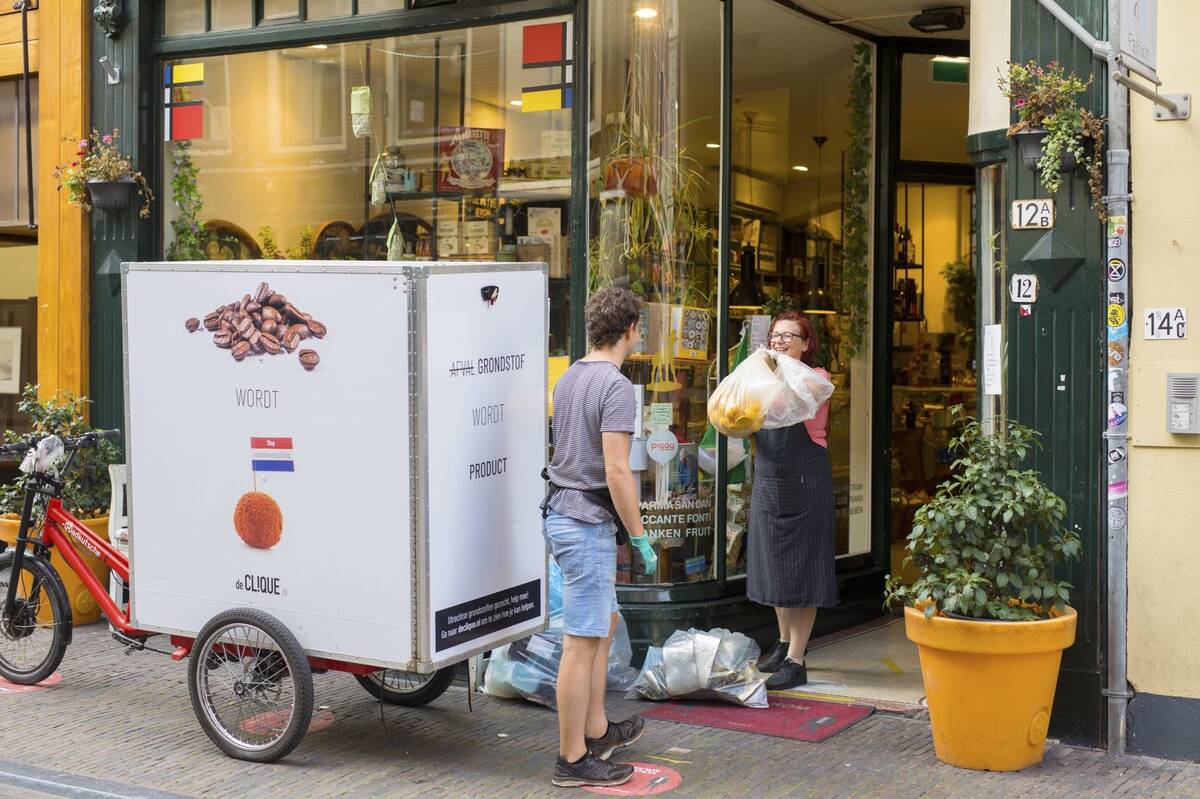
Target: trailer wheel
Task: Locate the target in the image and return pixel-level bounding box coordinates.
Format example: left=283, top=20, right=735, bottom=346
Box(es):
left=354, top=665, right=456, bottom=706
left=188, top=608, right=314, bottom=763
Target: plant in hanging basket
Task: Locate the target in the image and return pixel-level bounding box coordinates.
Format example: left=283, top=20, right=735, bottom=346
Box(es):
left=52, top=129, right=153, bottom=218
left=884, top=406, right=1081, bottom=621
left=999, top=60, right=1106, bottom=220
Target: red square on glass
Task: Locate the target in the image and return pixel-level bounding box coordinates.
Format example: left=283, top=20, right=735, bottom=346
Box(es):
left=523, top=22, right=565, bottom=66
left=171, top=103, right=203, bottom=141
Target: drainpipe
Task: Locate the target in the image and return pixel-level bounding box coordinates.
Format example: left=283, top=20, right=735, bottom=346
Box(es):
left=15, top=0, right=35, bottom=229
left=1032, top=0, right=1131, bottom=754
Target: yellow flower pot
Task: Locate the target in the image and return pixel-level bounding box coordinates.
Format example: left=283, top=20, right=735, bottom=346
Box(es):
left=0, top=515, right=111, bottom=626
left=904, top=605, right=1077, bottom=772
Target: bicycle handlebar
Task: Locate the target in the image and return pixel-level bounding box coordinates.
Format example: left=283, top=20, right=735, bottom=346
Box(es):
left=0, top=429, right=122, bottom=460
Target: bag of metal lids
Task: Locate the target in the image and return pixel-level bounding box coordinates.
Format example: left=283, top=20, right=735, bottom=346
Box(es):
left=706, top=348, right=786, bottom=439
left=625, top=627, right=769, bottom=708
left=762, top=350, right=835, bottom=428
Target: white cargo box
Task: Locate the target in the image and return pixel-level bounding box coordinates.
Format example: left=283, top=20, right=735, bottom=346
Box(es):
left=122, top=261, right=548, bottom=671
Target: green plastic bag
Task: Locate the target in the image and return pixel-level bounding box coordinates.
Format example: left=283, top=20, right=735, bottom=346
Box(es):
left=699, top=325, right=751, bottom=483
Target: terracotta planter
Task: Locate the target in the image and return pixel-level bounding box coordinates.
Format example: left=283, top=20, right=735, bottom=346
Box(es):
left=1014, top=127, right=1079, bottom=174
left=85, top=178, right=138, bottom=213
left=905, top=605, right=1077, bottom=771
left=603, top=157, right=658, bottom=197
left=0, top=514, right=111, bottom=625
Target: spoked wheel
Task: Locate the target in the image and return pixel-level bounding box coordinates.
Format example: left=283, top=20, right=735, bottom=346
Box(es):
left=354, top=665, right=456, bottom=706
left=0, top=552, right=70, bottom=685
left=188, top=608, right=313, bottom=763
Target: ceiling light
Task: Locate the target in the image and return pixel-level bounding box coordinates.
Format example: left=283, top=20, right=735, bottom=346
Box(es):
left=908, top=6, right=965, bottom=34
left=309, top=44, right=329, bottom=50
left=931, top=55, right=970, bottom=64
left=706, top=143, right=720, bottom=149
left=510, top=99, right=523, bottom=106
left=634, top=4, right=658, bottom=20
left=792, top=165, right=809, bottom=172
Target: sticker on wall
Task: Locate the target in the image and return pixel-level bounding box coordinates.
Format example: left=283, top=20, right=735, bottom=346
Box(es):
left=1107, top=215, right=1128, bottom=238
left=1108, top=402, right=1128, bottom=428
left=1107, top=258, right=1127, bottom=282
left=1109, top=506, right=1127, bottom=531
left=1108, top=480, right=1129, bottom=498
left=1111, top=391, right=1125, bottom=405
left=1109, top=292, right=1126, bottom=307
left=1108, top=322, right=1129, bottom=342
left=1108, top=236, right=1123, bottom=249
left=1108, top=341, right=1125, bottom=366
left=1107, top=304, right=1127, bottom=328
left=521, top=20, right=574, bottom=112
left=163, top=63, right=205, bottom=142
left=1108, top=367, right=1126, bottom=393
left=1019, top=304, right=1032, bottom=317
left=1108, top=447, right=1126, bottom=465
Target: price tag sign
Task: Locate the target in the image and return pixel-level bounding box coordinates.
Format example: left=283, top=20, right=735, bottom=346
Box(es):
left=1011, top=199, right=1055, bottom=230
left=1009, top=274, right=1039, bottom=303
left=649, top=403, right=673, bottom=429
left=1144, top=307, right=1187, bottom=339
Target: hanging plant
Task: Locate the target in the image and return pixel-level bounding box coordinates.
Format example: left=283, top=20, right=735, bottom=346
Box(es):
left=52, top=129, right=153, bottom=219
left=999, top=60, right=1106, bottom=221
left=842, top=42, right=873, bottom=359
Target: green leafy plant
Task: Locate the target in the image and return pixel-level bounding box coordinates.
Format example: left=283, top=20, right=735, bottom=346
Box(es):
left=285, top=226, right=315, bottom=260
left=999, top=60, right=1106, bottom=219
left=166, top=141, right=207, bottom=261
left=842, top=42, right=873, bottom=358
left=884, top=407, right=1081, bottom=621
left=0, top=386, right=121, bottom=519
left=760, top=292, right=799, bottom=320
left=941, top=259, right=976, bottom=355
left=51, top=129, right=153, bottom=219
left=257, top=227, right=284, bottom=260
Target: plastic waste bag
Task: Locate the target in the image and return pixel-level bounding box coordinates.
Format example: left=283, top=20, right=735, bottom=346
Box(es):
left=482, top=559, right=638, bottom=705
left=20, top=435, right=63, bottom=476
left=626, top=628, right=769, bottom=708
left=762, top=351, right=835, bottom=429
left=706, top=349, right=785, bottom=439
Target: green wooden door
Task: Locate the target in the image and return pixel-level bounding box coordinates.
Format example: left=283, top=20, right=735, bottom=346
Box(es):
left=1009, top=0, right=1106, bottom=746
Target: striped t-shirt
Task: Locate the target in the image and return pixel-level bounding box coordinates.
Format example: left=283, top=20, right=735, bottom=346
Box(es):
left=546, top=359, right=637, bottom=523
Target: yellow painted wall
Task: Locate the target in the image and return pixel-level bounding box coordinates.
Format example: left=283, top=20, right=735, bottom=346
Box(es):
left=1127, top=0, right=1200, bottom=699
left=0, top=245, right=38, bottom=298
left=968, top=0, right=1011, bottom=136
left=0, top=7, right=39, bottom=79
left=895, top=183, right=972, bottom=335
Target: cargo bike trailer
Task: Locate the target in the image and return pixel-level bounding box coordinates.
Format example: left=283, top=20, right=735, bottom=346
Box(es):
left=0, top=262, right=550, bottom=763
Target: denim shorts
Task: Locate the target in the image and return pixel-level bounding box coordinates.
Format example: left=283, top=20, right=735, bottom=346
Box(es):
left=542, top=511, right=619, bottom=638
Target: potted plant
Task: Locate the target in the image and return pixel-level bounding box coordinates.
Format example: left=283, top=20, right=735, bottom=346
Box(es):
left=999, top=60, right=1105, bottom=219
left=0, top=386, right=122, bottom=624
left=884, top=408, right=1081, bottom=772
left=940, top=259, right=976, bottom=357
left=52, top=129, right=153, bottom=218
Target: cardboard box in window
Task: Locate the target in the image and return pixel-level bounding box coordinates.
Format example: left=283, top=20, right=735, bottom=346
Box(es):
left=517, top=235, right=568, bottom=278
left=463, top=236, right=494, bottom=255
left=637, top=303, right=710, bottom=361
left=527, top=207, right=561, bottom=238
left=437, top=236, right=459, bottom=259
left=463, top=220, right=491, bottom=238
left=436, top=220, right=459, bottom=238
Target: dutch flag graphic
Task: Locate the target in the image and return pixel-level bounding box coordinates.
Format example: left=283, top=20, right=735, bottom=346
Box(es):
left=251, top=437, right=294, bottom=473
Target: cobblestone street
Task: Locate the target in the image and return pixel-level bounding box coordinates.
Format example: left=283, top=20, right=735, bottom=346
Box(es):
left=0, top=624, right=1195, bottom=798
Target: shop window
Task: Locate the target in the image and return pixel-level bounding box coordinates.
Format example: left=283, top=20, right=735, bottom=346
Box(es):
left=263, top=0, right=301, bottom=23
left=900, top=53, right=969, bottom=164
left=589, top=0, right=723, bottom=586
left=161, top=15, right=574, bottom=358
left=727, top=0, right=876, bottom=573
left=358, top=0, right=405, bottom=13
left=211, top=0, right=253, bottom=31
left=165, top=0, right=206, bottom=36
left=308, top=0, right=354, bottom=21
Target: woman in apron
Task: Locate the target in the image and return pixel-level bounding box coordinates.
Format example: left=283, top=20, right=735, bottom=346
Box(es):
left=747, top=311, right=839, bottom=690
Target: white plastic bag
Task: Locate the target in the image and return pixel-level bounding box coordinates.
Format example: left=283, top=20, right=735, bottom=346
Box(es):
left=697, top=437, right=745, bottom=476
left=351, top=85, right=372, bottom=139
left=706, top=349, right=786, bottom=439
left=19, top=435, right=63, bottom=475
left=626, top=628, right=769, bottom=708
left=762, top=351, right=835, bottom=429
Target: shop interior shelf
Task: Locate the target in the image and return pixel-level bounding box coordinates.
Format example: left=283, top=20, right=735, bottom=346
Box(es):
left=498, top=178, right=571, bottom=200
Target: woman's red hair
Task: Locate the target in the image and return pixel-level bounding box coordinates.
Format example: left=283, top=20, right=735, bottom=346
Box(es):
left=768, top=311, right=819, bottom=367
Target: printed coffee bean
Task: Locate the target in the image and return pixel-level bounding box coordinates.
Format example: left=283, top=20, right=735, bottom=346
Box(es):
left=288, top=323, right=310, bottom=340
left=283, top=331, right=301, bottom=352
left=220, top=319, right=233, bottom=333
left=248, top=330, right=262, bottom=348
left=306, top=319, right=327, bottom=338
left=261, top=319, right=278, bottom=335
left=185, top=318, right=200, bottom=333
left=220, top=308, right=234, bottom=323
left=262, top=307, right=281, bottom=323
left=192, top=285, right=327, bottom=368
left=267, top=293, right=287, bottom=309
left=232, top=341, right=251, bottom=361
left=261, top=333, right=281, bottom=354
left=254, top=282, right=272, bottom=304
left=236, top=316, right=253, bottom=337
left=202, top=312, right=221, bottom=332
left=240, top=294, right=251, bottom=311
left=252, top=312, right=262, bottom=326
left=298, top=349, right=319, bottom=371
left=246, top=301, right=262, bottom=314
left=283, top=303, right=303, bottom=322
left=301, top=313, right=313, bottom=322
left=213, top=331, right=233, bottom=348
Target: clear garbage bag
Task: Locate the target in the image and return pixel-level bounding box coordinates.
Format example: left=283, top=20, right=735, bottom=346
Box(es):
left=762, top=351, right=835, bottom=429
left=19, top=435, right=63, bottom=475
left=707, top=349, right=786, bottom=439
left=626, top=628, right=769, bottom=708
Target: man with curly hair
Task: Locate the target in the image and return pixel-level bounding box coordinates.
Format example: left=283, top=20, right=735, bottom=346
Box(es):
left=541, top=287, right=658, bottom=788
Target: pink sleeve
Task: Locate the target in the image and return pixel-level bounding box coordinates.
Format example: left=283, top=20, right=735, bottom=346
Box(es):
left=803, top=369, right=831, bottom=449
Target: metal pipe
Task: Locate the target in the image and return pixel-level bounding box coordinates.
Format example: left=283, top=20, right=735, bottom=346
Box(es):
left=18, top=0, right=35, bottom=229
left=1034, top=0, right=1112, bottom=61
left=1105, top=0, right=1132, bottom=757
left=714, top=0, right=734, bottom=587
left=1111, top=71, right=1176, bottom=112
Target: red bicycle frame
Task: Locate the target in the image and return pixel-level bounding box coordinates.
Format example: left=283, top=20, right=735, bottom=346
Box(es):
left=40, top=497, right=147, bottom=638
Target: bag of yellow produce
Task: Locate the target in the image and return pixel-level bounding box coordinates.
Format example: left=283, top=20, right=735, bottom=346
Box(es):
left=763, top=351, right=835, bottom=428
left=706, top=349, right=785, bottom=438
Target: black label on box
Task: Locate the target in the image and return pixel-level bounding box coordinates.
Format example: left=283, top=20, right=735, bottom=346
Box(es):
left=434, top=578, right=541, bottom=652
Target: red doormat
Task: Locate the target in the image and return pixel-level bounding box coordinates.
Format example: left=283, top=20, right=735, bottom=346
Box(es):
left=641, top=696, right=873, bottom=743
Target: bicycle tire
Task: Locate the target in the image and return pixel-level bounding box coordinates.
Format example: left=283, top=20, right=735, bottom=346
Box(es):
left=354, top=665, right=457, bottom=706
left=0, top=551, right=70, bottom=685
left=188, top=608, right=314, bottom=763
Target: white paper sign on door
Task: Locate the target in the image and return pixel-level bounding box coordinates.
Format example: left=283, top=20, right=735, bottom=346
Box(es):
left=983, top=324, right=1003, bottom=396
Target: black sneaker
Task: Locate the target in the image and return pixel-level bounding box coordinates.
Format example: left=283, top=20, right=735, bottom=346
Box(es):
left=586, top=716, right=645, bottom=760
left=552, top=752, right=634, bottom=788
left=758, top=640, right=789, bottom=673
left=765, top=657, right=808, bottom=690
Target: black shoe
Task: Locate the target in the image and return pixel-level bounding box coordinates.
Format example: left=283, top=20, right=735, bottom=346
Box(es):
left=765, top=657, right=808, bottom=690
left=552, top=752, right=635, bottom=788
left=586, top=716, right=645, bottom=761
left=758, top=640, right=789, bottom=673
